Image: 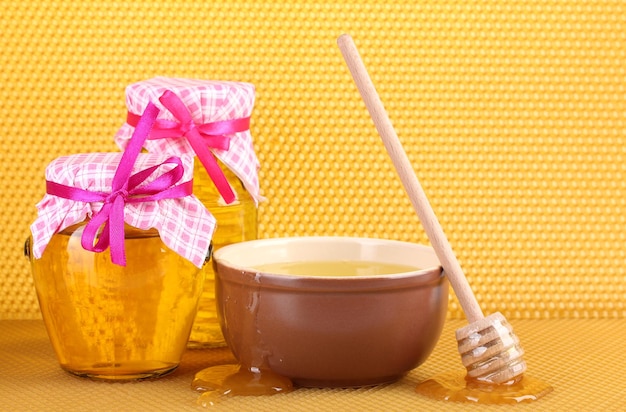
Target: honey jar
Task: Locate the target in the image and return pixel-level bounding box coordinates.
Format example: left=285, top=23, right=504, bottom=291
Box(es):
left=29, top=105, right=217, bottom=380
left=27, top=223, right=207, bottom=381
left=189, top=160, right=257, bottom=347
left=115, top=77, right=262, bottom=348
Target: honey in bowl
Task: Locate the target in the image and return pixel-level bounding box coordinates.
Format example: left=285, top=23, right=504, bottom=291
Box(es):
left=252, top=260, right=421, bottom=277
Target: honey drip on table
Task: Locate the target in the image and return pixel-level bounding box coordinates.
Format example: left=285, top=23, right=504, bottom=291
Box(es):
left=192, top=266, right=295, bottom=408
left=192, top=364, right=293, bottom=407
left=415, top=370, right=553, bottom=404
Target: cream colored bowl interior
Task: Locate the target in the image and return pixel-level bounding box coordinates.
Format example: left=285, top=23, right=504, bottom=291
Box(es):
left=213, top=236, right=440, bottom=277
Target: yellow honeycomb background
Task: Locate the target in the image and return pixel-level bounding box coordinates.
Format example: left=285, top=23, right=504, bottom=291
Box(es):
left=1, top=1, right=624, bottom=320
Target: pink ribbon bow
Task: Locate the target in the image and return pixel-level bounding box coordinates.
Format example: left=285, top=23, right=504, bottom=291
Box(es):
left=125, top=91, right=252, bottom=205
left=46, top=103, right=193, bottom=266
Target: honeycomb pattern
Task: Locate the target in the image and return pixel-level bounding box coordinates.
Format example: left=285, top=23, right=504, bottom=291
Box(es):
left=1, top=1, right=625, bottom=320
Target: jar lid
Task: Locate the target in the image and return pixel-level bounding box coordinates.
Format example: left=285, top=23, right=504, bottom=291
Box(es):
left=30, top=152, right=216, bottom=268
left=114, top=77, right=262, bottom=204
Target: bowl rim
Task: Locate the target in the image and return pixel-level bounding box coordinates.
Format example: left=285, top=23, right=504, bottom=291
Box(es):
left=212, top=236, right=445, bottom=289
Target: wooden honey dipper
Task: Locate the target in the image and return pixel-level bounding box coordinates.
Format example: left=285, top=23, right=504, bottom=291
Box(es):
left=338, top=34, right=527, bottom=385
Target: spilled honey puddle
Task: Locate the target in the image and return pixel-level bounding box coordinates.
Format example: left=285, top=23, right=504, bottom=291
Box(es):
left=415, top=370, right=553, bottom=404
left=192, top=364, right=293, bottom=407
left=193, top=365, right=552, bottom=406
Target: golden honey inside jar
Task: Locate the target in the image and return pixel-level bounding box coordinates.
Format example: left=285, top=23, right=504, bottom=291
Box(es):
left=29, top=222, right=206, bottom=381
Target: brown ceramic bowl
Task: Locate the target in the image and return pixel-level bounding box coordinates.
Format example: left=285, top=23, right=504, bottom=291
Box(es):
left=213, top=236, right=448, bottom=388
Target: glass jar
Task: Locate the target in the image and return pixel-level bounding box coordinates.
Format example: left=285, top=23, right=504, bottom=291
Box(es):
left=27, top=221, right=206, bottom=381
left=112, top=77, right=262, bottom=348
left=187, top=160, right=257, bottom=348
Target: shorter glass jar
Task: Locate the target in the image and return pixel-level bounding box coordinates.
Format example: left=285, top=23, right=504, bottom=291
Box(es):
left=27, top=221, right=207, bottom=381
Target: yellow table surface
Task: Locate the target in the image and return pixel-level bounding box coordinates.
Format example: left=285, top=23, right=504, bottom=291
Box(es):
left=1, top=319, right=624, bottom=411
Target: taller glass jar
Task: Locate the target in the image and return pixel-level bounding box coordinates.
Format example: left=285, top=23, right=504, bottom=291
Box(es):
left=114, top=77, right=263, bottom=348
left=188, top=161, right=257, bottom=347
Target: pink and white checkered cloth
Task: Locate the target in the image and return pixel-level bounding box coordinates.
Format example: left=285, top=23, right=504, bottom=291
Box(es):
left=114, top=77, right=262, bottom=203
left=30, top=152, right=216, bottom=268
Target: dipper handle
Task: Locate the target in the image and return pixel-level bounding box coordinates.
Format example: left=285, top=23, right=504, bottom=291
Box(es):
left=337, top=34, right=484, bottom=323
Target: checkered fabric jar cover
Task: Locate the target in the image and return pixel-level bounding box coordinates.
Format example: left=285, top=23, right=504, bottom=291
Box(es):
left=30, top=152, right=216, bottom=268
left=114, top=77, right=262, bottom=203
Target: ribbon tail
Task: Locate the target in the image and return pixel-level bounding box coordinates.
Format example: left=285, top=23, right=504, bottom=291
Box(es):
left=81, top=204, right=111, bottom=253
left=108, top=196, right=127, bottom=266
left=188, top=131, right=235, bottom=204
left=79, top=199, right=126, bottom=266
